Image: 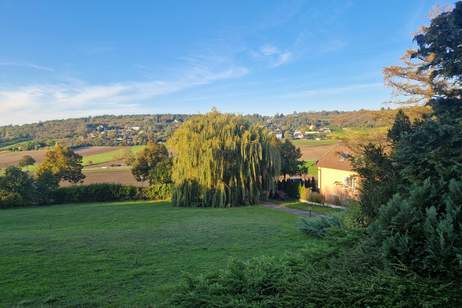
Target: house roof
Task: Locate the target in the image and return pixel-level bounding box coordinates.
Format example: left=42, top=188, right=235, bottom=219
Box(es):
left=316, top=144, right=353, bottom=171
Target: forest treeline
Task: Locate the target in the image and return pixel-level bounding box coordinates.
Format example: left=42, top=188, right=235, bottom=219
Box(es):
left=0, top=106, right=427, bottom=150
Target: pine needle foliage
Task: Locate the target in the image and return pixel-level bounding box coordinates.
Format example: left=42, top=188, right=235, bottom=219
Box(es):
left=168, top=111, right=281, bottom=207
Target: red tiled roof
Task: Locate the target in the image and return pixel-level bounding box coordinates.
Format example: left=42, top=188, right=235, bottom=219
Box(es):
left=316, top=145, right=353, bottom=171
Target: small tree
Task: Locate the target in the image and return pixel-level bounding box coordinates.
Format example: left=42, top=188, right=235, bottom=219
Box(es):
left=35, top=170, right=60, bottom=204
left=0, top=166, right=36, bottom=205
left=131, top=142, right=171, bottom=184
left=387, top=110, right=412, bottom=144
left=18, top=155, right=36, bottom=168
left=36, top=144, right=85, bottom=184
left=279, top=139, right=303, bottom=178
left=351, top=143, right=396, bottom=225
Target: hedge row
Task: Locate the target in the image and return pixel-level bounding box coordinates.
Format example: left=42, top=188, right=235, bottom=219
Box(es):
left=53, top=183, right=143, bottom=204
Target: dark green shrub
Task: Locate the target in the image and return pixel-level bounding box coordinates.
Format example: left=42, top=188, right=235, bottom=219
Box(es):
left=340, top=202, right=366, bottom=229
left=35, top=170, right=60, bottom=204
left=168, top=236, right=462, bottom=307
left=0, top=166, right=36, bottom=206
left=169, top=256, right=297, bottom=307
left=277, top=180, right=299, bottom=199
left=299, top=215, right=341, bottom=238
left=0, top=191, right=24, bottom=208
left=369, top=178, right=462, bottom=277
left=351, top=143, right=397, bottom=224
left=54, top=184, right=141, bottom=204
left=18, top=155, right=36, bottom=167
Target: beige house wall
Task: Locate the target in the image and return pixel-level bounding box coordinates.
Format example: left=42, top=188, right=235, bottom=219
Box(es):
left=317, top=167, right=359, bottom=203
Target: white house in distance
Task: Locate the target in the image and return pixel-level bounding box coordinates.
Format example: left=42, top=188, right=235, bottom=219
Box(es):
left=293, top=131, right=304, bottom=139
left=317, top=145, right=359, bottom=203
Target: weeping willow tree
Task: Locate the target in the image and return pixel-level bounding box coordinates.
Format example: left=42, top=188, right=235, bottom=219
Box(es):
left=168, top=111, right=281, bottom=207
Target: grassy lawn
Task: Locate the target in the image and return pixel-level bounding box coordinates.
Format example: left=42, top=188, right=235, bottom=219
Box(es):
left=292, top=139, right=338, bottom=147
left=283, top=201, right=343, bottom=215
left=303, top=159, right=318, bottom=175
left=0, top=201, right=325, bottom=306
left=82, top=145, right=144, bottom=166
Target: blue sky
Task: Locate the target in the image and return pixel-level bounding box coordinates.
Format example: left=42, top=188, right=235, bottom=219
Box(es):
left=0, top=0, right=456, bottom=125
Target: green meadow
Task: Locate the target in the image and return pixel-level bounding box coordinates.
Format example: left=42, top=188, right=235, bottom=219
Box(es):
left=0, top=201, right=324, bottom=306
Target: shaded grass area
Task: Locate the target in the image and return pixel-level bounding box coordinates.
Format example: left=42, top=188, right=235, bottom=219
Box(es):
left=0, top=201, right=323, bottom=306
left=283, top=201, right=342, bottom=215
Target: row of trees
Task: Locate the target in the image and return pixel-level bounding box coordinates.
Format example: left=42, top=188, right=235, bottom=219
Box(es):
left=128, top=112, right=304, bottom=207
left=353, top=3, right=462, bottom=277
left=0, top=144, right=85, bottom=207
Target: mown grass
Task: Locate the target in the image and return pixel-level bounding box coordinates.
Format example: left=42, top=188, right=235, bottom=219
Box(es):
left=303, top=159, right=318, bottom=175
left=283, top=201, right=343, bottom=215
left=0, top=201, right=324, bottom=306
left=82, top=145, right=144, bottom=166
left=292, top=139, right=338, bottom=147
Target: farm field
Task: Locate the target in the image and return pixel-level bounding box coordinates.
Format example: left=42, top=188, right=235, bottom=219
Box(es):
left=292, top=139, right=338, bottom=147
left=0, top=145, right=146, bottom=186
left=0, top=146, right=125, bottom=169
left=62, top=167, right=146, bottom=187
left=0, top=201, right=323, bottom=306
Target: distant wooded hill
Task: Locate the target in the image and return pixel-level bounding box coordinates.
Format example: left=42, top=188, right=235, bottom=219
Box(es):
left=0, top=107, right=428, bottom=150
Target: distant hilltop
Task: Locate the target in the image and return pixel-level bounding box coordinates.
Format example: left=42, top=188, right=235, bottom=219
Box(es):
left=0, top=106, right=428, bottom=150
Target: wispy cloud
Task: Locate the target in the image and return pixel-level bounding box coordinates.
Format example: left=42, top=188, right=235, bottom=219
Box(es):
left=253, top=44, right=293, bottom=68
left=0, top=62, right=54, bottom=72
left=0, top=65, right=248, bottom=125
left=272, top=51, right=292, bottom=67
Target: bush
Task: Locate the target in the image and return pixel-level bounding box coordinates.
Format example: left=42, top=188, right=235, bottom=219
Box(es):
left=340, top=202, right=366, bottom=230
left=277, top=180, right=299, bottom=199
left=18, top=155, right=36, bottom=167
left=0, top=166, right=36, bottom=206
left=169, top=256, right=297, bottom=307
left=298, top=185, right=310, bottom=201
left=168, top=235, right=462, bottom=307
left=0, top=191, right=24, bottom=208
left=53, top=184, right=142, bottom=204
left=144, top=183, right=172, bottom=200
left=308, top=191, right=325, bottom=204
left=299, top=215, right=341, bottom=238
left=369, top=178, right=462, bottom=277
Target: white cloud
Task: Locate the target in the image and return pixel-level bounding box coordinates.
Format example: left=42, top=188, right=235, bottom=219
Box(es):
left=0, top=66, right=248, bottom=125
left=271, top=51, right=292, bottom=67
left=0, top=62, right=54, bottom=72
left=254, top=44, right=293, bottom=68
left=260, top=45, right=279, bottom=56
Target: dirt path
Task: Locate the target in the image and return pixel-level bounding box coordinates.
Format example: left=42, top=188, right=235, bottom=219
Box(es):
left=261, top=202, right=321, bottom=217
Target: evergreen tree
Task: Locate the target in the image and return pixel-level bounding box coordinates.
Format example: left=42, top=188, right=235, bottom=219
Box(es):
left=363, top=3, right=462, bottom=276
left=387, top=110, right=412, bottom=144
left=279, top=139, right=303, bottom=178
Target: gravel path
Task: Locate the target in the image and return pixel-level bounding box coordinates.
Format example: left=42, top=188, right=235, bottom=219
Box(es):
left=261, top=203, right=321, bottom=217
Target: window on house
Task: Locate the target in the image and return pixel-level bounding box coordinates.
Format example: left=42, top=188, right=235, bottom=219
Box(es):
left=343, top=176, right=357, bottom=192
